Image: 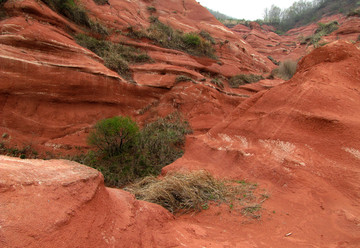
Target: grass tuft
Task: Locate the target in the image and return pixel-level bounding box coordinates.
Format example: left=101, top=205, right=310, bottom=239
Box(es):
left=125, top=171, right=266, bottom=215
left=229, top=74, right=263, bottom=88
left=275, top=60, right=297, bottom=80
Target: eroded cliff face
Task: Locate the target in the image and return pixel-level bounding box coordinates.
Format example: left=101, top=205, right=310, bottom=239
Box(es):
left=0, top=0, right=274, bottom=155
left=232, top=14, right=360, bottom=62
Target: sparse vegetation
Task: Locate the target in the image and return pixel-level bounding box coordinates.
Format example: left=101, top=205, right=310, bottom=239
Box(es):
left=210, top=78, right=224, bottom=89
left=127, top=18, right=216, bottom=59
left=125, top=171, right=265, bottom=215
left=175, top=75, right=194, bottom=83
left=199, top=30, right=216, bottom=45
left=93, top=0, right=108, bottom=5
left=81, top=112, right=192, bottom=187
left=41, top=0, right=91, bottom=27
left=75, top=34, right=152, bottom=79
left=41, top=0, right=108, bottom=35
left=147, top=6, right=157, bottom=13
left=229, top=74, right=263, bottom=88
left=347, top=8, right=360, bottom=17
left=306, top=21, right=339, bottom=47
left=272, top=60, right=298, bottom=80
left=0, top=142, right=38, bottom=159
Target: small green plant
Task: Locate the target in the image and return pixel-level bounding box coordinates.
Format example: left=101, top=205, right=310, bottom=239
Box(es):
left=229, top=74, right=263, bottom=88
left=183, top=33, right=201, bottom=47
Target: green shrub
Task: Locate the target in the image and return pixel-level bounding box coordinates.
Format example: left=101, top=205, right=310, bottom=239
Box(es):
left=87, top=116, right=139, bottom=157
left=229, top=74, right=263, bottom=88
left=84, top=112, right=192, bottom=187
left=276, top=60, right=297, bottom=80
left=138, top=112, right=192, bottom=168
left=183, top=33, right=201, bottom=47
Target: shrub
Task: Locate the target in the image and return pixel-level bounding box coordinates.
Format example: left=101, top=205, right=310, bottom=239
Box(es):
left=84, top=112, right=192, bottom=187
left=87, top=116, right=139, bottom=157
left=183, top=33, right=201, bottom=47
left=277, top=60, right=297, bottom=80
left=138, top=112, right=192, bottom=169
left=125, top=171, right=265, bottom=215
left=229, top=74, right=263, bottom=88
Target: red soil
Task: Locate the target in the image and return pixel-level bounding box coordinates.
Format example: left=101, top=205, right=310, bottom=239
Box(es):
left=232, top=14, right=360, bottom=62
left=1, top=0, right=360, bottom=247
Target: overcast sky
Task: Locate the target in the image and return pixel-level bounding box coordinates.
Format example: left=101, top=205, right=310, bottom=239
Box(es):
left=198, top=0, right=298, bottom=20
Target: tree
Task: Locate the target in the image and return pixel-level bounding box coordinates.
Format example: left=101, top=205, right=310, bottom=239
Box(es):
left=267, top=5, right=282, bottom=24
left=87, top=116, right=139, bottom=157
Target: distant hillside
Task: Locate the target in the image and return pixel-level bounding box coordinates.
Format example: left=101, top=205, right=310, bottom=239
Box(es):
left=264, top=0, right=360, bottom=32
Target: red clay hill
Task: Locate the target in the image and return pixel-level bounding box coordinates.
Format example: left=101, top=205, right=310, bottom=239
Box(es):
left=1, top=0, right=360, bottom=247
left=232, top=14, right=360, bottom=62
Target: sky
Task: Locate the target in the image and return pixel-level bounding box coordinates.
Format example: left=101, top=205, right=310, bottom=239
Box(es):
left=198, top=0, right=298, bottom=20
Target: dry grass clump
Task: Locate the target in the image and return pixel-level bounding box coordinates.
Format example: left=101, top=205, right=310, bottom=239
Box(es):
left=274, top=60, right=298, bottom=80
left=229, top=74, right=263, bottom=88
left=125, top=171, right=264, bottom=215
